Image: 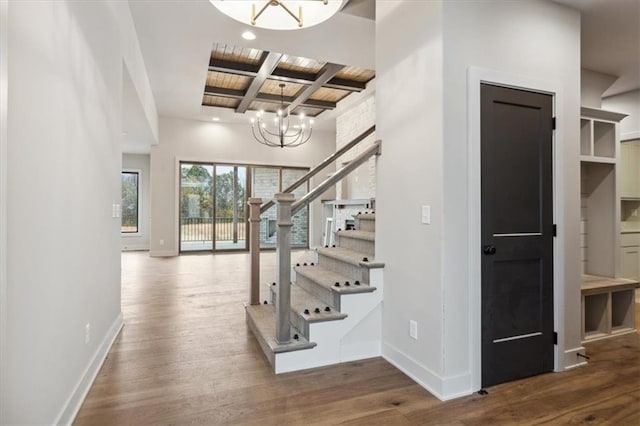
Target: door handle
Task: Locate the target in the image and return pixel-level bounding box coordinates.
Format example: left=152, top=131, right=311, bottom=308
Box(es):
left=483, top=245, right=497, bottom=255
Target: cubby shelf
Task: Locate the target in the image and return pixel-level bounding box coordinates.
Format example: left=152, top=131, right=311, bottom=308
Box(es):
left=579, top=107, right=634, bottom=344
left=581, top=275, right=639, bottom=343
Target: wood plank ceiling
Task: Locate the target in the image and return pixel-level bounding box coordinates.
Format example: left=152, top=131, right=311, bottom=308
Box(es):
left=203, top=43, right=375, bottom=117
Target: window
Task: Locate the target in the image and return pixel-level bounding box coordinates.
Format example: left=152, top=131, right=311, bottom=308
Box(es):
left=121, top=171, right=139, bottom=234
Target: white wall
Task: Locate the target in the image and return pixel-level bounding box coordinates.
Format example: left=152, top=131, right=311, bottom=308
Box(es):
left=602, top=90, right=640, bottom=139
left=122, top=154, right=151, bottom=251
left=376, top=0, right=446, bottom=394
left=0, top=0, right=8, bottom=419
left=2, top=1, right=154, bottom=424
left=150, top=117, right=336, bottom=256
left=116, top=4, right=158, bottom=145
left=581, top=69, right=617, bottom=109
left=441, top=0, right=581, bottom=395
left=376, top=0, right=581, bottom=400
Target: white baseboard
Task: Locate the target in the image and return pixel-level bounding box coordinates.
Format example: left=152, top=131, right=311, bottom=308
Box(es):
left=382, top=342, right=447, bottom=401
left=149, top=250, right=178, bottom=257
left=121, top=244, right=149, bottom=251
left=441, top=371, right=473, bottom=400
left=564, top=346, right=588, bottom=370
left=54, top=313, right=124, bottom=426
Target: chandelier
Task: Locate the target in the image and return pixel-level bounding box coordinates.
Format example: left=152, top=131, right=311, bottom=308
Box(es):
left=251, top=84, right=314, bottom=148
left=209, top=1, right=346, bottom=30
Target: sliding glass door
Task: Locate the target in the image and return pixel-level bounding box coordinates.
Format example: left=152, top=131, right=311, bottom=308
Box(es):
left=179, top=162, right=307, bottom=252
left=214, top=165, right=247, bottom=250
left=180, top=162, right=248, bottom=253
left=180, top=163, right=214, bottom=252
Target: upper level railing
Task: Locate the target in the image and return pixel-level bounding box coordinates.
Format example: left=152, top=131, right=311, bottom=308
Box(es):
left=247, top=125, right=381, bottom=344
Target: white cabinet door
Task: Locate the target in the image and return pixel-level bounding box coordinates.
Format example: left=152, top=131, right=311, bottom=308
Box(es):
left=620, top=142, right=640, bottom=198
left=622, top=245, right=640, bottom=281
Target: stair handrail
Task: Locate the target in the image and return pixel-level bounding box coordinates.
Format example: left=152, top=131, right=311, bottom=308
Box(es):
left=291, top=141, right=381, bottom=215
left=248, top=125, right=376, bottom=306
left=271, top=140, right=381, bottom=343
left=259, top=125, right=375, bottom=214
left=248, top=125, right=381, bottom=346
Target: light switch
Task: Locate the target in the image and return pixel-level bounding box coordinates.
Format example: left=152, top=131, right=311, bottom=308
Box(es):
left=421, top=205, right=431, bottom=224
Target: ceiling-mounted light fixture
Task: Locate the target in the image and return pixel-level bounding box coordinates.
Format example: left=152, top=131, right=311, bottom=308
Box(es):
left=209, top=1, right=346, bottom=30
left=250, top=83, right=313, bottom=148
left=241, top=30, right=257, bottom=40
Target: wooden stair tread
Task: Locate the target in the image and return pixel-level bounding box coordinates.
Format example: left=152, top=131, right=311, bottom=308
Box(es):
left=355, top=213, right=375, bottom=220
left=317, top=246, right=373, bottom=265
left=246, top=304, right=316, bottom=354
left=289, top=285, right=348, bottom=323
left=295, top=264, right=376, bottom=295
left=267, top=283, right=348, bottom=322
left=336, top=230, right=375, bottom=241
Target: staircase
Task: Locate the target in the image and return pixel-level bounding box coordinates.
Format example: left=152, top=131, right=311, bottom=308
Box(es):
left=246, top=212, right=384, bottom=373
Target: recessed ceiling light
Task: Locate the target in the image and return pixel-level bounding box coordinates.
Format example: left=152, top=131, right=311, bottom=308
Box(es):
left=212, top=117, right=220, bottom=122
left=241, top=31, right=256, bottom=41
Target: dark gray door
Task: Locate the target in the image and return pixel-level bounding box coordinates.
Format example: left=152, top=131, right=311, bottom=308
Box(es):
left=481, top=84, right=554, bottom=387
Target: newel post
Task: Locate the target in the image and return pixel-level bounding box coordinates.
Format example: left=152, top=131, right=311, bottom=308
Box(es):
left=248, top=197, right=262, bottom=306
left=275, top=192, right=294, bottom=344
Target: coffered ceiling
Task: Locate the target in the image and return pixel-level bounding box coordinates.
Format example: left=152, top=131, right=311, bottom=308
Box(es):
left=202, top=43, right=374, bottom=118
left=128, top=0, right=375, bottom=128
left=127, top=0, right=638, bottom=154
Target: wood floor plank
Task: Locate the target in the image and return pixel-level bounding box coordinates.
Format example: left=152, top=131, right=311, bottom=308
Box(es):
left=74, top=252, right=640, bottom=425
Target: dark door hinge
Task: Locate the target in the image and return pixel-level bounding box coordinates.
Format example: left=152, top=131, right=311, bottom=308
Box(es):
left=553, top=332, right=558, bottom=345
left=552, top=117, right=556, bottom=130
left=552, top=224, right=557, bottom=237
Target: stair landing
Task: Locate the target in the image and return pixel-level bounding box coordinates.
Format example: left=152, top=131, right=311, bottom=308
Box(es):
left=246, top=304, right=316, bottom=366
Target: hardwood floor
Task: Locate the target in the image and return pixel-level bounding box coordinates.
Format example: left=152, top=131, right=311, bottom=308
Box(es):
left=74, top=251, right=640, bottom=425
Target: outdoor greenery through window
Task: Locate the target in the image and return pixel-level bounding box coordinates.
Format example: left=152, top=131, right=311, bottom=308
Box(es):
left=178, top=162, right=308, bottom=252
left=121, top=171, right=139, bottom=233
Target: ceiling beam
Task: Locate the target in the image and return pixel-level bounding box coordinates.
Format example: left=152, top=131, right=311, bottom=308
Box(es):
left=208, top=58, right=261, bottom=77
left=287, top=63, right=345, bottom=113
left=235, top=52, right=283, bottom=113
left=209, top=59, right=366, bottom=92
left=203, top=86, right=245, bottom=99
left=270, top=68, right=366, bottom=92
left=203, top=86, right=336, bottom=110
left=325, top=77, right=367, bottom=92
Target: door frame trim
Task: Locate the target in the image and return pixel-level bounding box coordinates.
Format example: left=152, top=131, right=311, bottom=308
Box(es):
left=468, top=67, right=569, bottom=391
left=0, top=1, right=8, bottom=417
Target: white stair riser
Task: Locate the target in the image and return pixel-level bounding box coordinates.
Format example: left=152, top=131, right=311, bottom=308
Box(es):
left=274, top=288, right=383, bottom=374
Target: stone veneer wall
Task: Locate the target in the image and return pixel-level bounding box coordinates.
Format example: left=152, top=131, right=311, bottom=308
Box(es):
left=335, top=94, right=376, bottom=200
left=252, top=167, right=308, bottom=247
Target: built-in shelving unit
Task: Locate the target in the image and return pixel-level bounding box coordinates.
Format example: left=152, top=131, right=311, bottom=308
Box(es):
left=579, top=107, right=638, bottom=343
left=582, top=275, right=639, bottom=342
left=620, top=139, right=640, bottom=282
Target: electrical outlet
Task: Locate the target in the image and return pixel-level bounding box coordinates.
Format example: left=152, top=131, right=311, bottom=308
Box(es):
left=409, top=320, right=418, bottom=340
left=159, top=239, right=165, bottom=246
left=85, top=323, right=91, bottom=344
